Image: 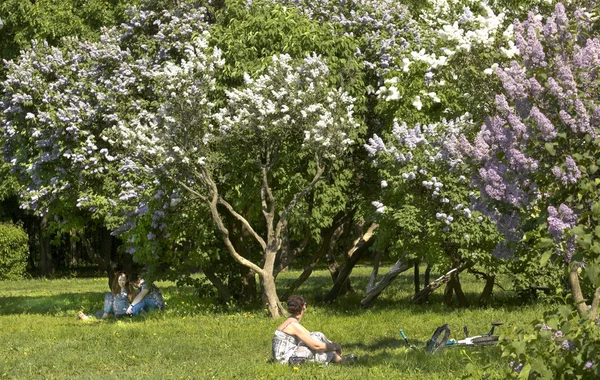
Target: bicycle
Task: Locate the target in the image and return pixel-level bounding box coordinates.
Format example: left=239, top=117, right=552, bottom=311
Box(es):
left=399, top=322, right=504, bottom=354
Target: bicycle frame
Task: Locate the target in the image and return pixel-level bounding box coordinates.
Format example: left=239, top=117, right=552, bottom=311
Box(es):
left=445, top=323, right=500, bottom=346
left=400, top=322, right=503, bottom=353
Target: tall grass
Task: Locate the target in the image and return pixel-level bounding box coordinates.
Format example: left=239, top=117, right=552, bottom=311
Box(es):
left=0, top=266, right=548, bottom=379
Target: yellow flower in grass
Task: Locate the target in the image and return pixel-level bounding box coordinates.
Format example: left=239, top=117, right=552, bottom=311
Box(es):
left=293, top=366, right=299, bottom=371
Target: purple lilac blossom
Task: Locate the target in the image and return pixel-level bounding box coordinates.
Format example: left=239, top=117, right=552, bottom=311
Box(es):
left=509, top=361, right=523, bottom=373
left=584, top=361, right=594, bottom=370
left=529, top=107, right=556, bottom=140
left=496, top=61, right=528, bottom=100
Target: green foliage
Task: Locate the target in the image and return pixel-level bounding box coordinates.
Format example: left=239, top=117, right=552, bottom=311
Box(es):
left=210, top=0, right=365, bottom=109
left=0, top=222, right=28, bottom=280
left=0, top=0, right=139, bottom=72
left=0, top=164, right=19, bottom=202
left=499, top=306, right=600, bottom=379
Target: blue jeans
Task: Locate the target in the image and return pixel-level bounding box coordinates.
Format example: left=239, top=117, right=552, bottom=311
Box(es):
left=130, top=299, right=148, bottom=315
left=130, top=297, right=163, bottom=315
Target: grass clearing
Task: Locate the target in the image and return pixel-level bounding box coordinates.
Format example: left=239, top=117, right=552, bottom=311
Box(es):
left=0, top=266, right=548, bottom=379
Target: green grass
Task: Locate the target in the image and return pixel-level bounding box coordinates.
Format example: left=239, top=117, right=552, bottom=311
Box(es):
left=0, top=266, right=548, bottom=379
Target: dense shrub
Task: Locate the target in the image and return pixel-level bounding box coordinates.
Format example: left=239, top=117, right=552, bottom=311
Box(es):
left=501, top=306, right=600, bottom=378
left=0, top=222, right=28, bottom=280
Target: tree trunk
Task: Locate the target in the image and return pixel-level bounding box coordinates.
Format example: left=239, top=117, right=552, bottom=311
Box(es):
left=326, top=255, right=354, bottom=296
left=443, top=273, right=469, bottom=307
left=323, top=223, right=378, bottom=302
left=323, top=238, right=373, bottom=302
left=412, top=264, right=467, bottom=303
left=454, top=274, right=468, bottom=307
left=413, top=261, right=420, bottom=295
left=590, top=286, right=600, bottom=320
left=366, top=251, right=383, bottom=294
left=283, top=211, right=349, bottom=298
left=202, top=267, right=231, bottom=303
left=39, top=215, right=53, bottom=277
left=443, top=278, right=454, bottom=306
left=261, top=272, right=285, bottom=318
left=241, top=266, right=257, bottom=303
left=360, top=255, right=411, bottom=308
left=478, top=275, right=495, bottom=307
left=568, top=262, right=600, bottom=319
left=569, top=262, right=589, bottom=317
left=100, top=227, right=117, bottom=287
left=285, top=257, right=321, bottom=300
left=417, top=263, right=432, bottom=303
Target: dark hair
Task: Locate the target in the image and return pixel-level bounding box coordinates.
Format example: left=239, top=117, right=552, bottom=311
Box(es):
left=286, top=295, right=306, bottom=315
left=111, top=271, right=134, bottom=303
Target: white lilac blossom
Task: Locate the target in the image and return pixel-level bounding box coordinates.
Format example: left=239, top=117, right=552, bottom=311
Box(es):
left=218, top=53, right=359, bottom=158
left=366, top=114, right=488, bottom=237
left=256, top=0, right=418, bottom=80
left=0, top=1, right=214, bottom=227
left=372, top=201, right=386, bottom=214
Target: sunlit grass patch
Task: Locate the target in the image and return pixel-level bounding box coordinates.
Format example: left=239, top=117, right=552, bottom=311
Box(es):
left=0, top=267, right=547, bottom=379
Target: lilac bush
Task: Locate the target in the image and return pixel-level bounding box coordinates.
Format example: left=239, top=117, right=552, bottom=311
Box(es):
left=451, top=2, right=600, bottom=318
left=0, top=1, right=214, bottom=230
left=254, top=0, right=419, bottom=80
left=364, top=114, right=501, bottom=302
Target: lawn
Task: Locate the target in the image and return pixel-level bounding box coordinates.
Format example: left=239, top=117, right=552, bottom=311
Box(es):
left=0, top=266, right=548, bottom=379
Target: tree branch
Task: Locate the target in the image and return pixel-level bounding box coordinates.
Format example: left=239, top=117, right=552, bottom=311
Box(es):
left=260, top=157, right=275, bottom=238
left=217, top=196, right=267, bottom=251
left=568, top=262, right=589, bottom=317
left=176, top=179, right=207, bottom=201
left=204, top=171, right=264, bottom=275
left=274, top=162, right=325, bottom=248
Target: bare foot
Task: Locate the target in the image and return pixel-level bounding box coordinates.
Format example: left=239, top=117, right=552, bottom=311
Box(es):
left=77, top=311, right=89, bottom=320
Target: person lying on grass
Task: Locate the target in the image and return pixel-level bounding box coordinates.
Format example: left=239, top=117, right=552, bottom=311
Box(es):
left=272, top=295, right=357, bottom=365
left=78, top=271, right=133, bottom=320
left=125, top=274, right=166, bottom=316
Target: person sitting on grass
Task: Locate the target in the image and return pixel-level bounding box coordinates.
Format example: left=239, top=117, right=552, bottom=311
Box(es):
left=272, top=295, right=356, bottom=365
left=125, top=275, right=165, bottom=316
left=78, top=271, right=133, bottom=320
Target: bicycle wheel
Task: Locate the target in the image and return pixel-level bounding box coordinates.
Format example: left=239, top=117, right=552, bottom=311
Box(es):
left=426, top=324, right=451, bottom=354
left=471, top=336, right=500, bottom=346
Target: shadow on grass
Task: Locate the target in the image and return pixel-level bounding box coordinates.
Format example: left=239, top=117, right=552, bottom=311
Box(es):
left=0, top=268, right=537, bottom=318
left=343, top=336, right=405, bottom=351
left=0, top=285, right=201, bottom=317
left=276, top=270, right=538, bottom=317
left=0, top=292, right=106, bottom=316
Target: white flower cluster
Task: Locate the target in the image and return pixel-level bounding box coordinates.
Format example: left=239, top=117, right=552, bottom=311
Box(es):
left=372, top=200, right=386, bottom=214
left=0, top=1, right=216, bottom=216
left=435, top=212, right=454, bottom=225
left=367, top=114, right=483, bottom=230
left=218, top=53, right=359, bottom=156
left=375, top=0, right=521, bottom=102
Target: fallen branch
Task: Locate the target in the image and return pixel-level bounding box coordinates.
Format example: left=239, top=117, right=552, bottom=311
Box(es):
left=411, top=263, right=468, bottom=303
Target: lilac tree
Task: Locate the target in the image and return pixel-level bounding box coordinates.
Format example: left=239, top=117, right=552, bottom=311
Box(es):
left=0, top=1, right=216, bottom=279
left=123, top=51, right=361, bottom=317
left=452, top=3, right=600, bottom=318
left=1, top=0, right=363, bottom=317
left=358, top=0, right=530, bottom=306
left=363, top=115, right=501, bottom=307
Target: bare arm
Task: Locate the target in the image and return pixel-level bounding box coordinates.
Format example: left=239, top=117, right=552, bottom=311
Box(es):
left=126, top=286, right=149, bottom=315
left=131, top=288, right=149, bottom=306
left=286, top=323, right=341, bottom=353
